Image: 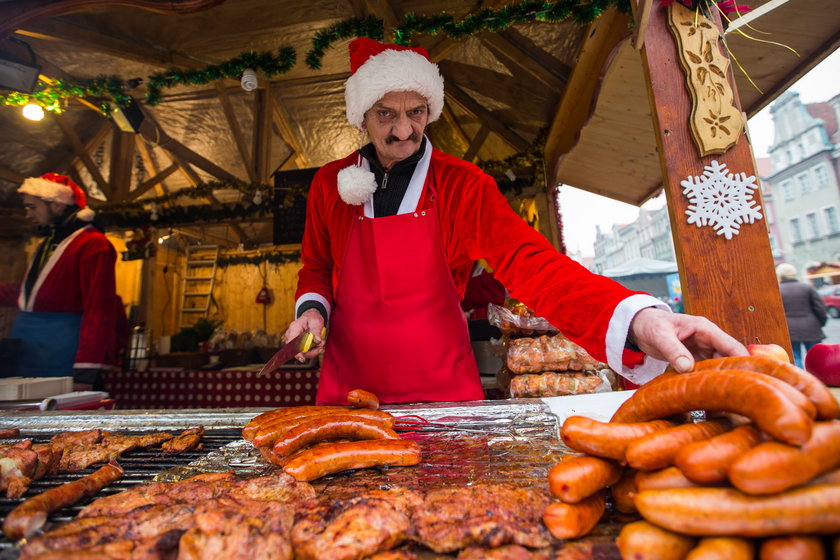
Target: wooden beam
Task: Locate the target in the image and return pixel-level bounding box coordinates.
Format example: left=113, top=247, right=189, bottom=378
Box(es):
left=442, top=78, right=530, bottom=153
left=137, top=110, right=243, bottom=184
left=53, top=113, right=110, bottom=196
left=0, top=165, right=26, bottom=184
left=462, top=125, right=490, bottom=163
left=1, top=0, right=224, bottom=40
left=128, top=162, right=178, bottom=200
left=216, top=83, right=256, bottom=183
left=428, top=37, right=460, bottom=63
left=67, top=120, right=111, bottom=174
left=172, top=227, right=238, bottom=248
left=481, top=30, right=570, bottom=91
left=632, top=0, right=654, bottom=49
left=272, top=102, right=309, bottom=169
left=134, top=136, right=169, bottom=197
left=364, top=0, right=400, bottom=39
left=441, top=105, right=470, bottom=153
left=253, top=83, right=274, bottom=183
left=545, top=9, right=630, bottom=185
left=639, top=1, right=791, bottom=352
left=108, top=128, right=136, bottom=202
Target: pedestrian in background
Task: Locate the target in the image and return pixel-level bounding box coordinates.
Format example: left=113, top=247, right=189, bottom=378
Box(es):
left=776, top=263, right=827, bottom=368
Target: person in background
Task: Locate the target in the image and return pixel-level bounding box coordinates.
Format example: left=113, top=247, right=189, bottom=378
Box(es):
left=776, top=262, right=827, bottom=368
left=285, top=38, right=747, bottom=405
left=0, top=173, right=126, bottom=389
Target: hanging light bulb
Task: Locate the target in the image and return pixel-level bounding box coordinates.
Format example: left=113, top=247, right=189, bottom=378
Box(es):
left=22, top=103, right=45, bottom=121
left=241, top=68, right=258, bottom=91
left=149, top=203, right=159, bottom=222
left=252, top=190, right=263, bottom=205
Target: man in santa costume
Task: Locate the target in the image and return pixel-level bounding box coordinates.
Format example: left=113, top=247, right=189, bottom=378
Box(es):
left=285, top=38, right=747, bottom=405
left=0, top=173, right=126, bottom=385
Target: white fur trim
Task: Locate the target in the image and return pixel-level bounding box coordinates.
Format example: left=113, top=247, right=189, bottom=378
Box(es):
left=295, top=292, right=332, bottom=321
left=606, top=294, right=670, bottom=385
left=18, top=177, right=75, bottom=205
left=77, top=207, right=96, bottom=222
left=20, top=226, right=92, bottom=311
left=345, top=49, right=444, bottom=129
left=337, top=165, right=377, bottom=206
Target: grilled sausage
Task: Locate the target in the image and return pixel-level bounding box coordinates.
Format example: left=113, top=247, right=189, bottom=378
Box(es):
left=611, top=370, right=814, bottom=445
left=685, top=537, right=754, bottom=560
left=616, top=520, right=696, bottom=560
left=0, top=428, right=20, bottom=439
left=272, top=415, right=399, bottom=457
left=282, top=439, right=421, bottom=481
left=626, top=418, right=735, bottom=471
left=807, top=465, right=840, bottom=486
left=242, top=406, right=347, bottom=440
left=759, top=536, right=826, bottom=560
left=634, top=485, right=840, bottom=537
left=252, top=408, right=395, bottom=449
left=346, top=389, right=379, bottom=410
left=674, top=423, right=763, bottom=485
left=542, top=490, right=606, bottom=539
left=3, top=460, right=124, bottom=540
left=636, top=466, right=702, bottom=491
left=560, top=416, right=677, bottom=461
left=547, top=455, right=622, bottom=504
left=696, top=355, right=840, bottom=420
left=729, top=420, right=840, bottom=495
left=610, top=468, right=638, bottom=514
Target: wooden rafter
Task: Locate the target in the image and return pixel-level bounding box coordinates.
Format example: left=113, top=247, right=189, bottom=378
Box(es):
left=128, top=162, right=178, bottom=200
left=53, top=113, right=111, bottom=196
left=271, top=102, right=308, bottom=169
left=480, top=31, right=568, bottom=92
left=65, top=121, right=111, bottom=177
left=134, top=136, right=169, bottom=197
left=172, top=227, right=238, bottom=248
left=462, top=125, right=490, bottom=163
left=442, top=78, right=530, bottom=153
left=438, top=60, right=543, bottom=112
left=216, top=83, right=256, bottom=183
left=364, top=0, right=400, bottom=35
left=0, top=165, right=26, bottom=184
left=109, top=128, right=136, bottom=202
left=441, top=105, right=470, bottom=154
left=252, top=83, right=274, bottom=183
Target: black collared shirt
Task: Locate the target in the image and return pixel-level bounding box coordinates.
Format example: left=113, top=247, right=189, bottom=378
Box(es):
left=360, top=138, right=426, bottom=218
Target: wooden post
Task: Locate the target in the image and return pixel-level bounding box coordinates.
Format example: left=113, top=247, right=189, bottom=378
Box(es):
left=638, top=1, right=791, bottom=352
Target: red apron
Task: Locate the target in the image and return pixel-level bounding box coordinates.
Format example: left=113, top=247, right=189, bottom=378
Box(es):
left=316, top=176, right=484, bottom=405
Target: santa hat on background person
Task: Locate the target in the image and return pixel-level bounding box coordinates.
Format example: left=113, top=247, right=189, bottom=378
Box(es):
left=337, top=37, right=445, bottom=206
left=18, top=172, right=95, bottom=222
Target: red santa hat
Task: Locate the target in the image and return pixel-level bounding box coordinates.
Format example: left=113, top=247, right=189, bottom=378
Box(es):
left=344, top=38, right=444, bottom=129
left=338, top=38, right=444, bottom=206
left=18, top=172, right=95, bottom=222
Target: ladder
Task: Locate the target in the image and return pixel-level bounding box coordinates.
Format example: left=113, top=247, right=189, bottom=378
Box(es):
left=179, top=244, right=219, bottom=328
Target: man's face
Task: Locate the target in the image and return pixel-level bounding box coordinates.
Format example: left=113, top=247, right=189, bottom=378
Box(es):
left=362, top=91, right=429, bottom=169
left=21, top=194, right=65, bottom=228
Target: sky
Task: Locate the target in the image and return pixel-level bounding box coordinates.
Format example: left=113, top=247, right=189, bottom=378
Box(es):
left=559, top=47, right=840, bottom=258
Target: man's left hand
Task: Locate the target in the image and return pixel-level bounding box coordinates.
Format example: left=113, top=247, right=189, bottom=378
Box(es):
left=629, top=308, right=748, bottom=372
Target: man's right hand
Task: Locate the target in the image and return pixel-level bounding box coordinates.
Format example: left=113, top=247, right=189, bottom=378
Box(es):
left=284, top=308, right=327, bottom=361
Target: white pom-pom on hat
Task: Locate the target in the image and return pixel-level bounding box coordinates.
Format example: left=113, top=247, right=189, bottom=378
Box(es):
left=337, top=164, right=377, bottom=206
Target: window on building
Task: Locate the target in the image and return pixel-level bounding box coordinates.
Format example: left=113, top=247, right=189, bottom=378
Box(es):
left=798, top=174, right=811, bottom=195
left=815, top=166, right=829, bottom=188
left=790, top=217, right=802, bottom=243
left=769, top=234, right=780, bottom=256
left=824, top=206, right=840, bottom=234
left=782, top=181, right=794, bottom=201
left=806, top=212, right=820, bottom=239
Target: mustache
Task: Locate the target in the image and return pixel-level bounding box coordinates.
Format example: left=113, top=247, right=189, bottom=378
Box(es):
left=385, top=132, right=420, bottom=144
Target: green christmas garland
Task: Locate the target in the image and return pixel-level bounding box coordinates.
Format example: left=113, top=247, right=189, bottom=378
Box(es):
left=218, top=250, right=301, bottom=267
left=99, top=198, right=273, bottom=229
left=0, top=76, right=129, bottom=115
left=306, top=16, right=384, bottom=70
left=94, top=180, right=275, bottom=211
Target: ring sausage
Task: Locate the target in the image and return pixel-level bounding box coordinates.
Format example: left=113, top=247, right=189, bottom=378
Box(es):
left=542, top=490, right=606, bottom=540
left=686, top=537, right=754, bottom=560
left=560, top=416, right=677, bottom=460
left=611, top=370, right=814, bottom=445
left=616, top=520, right=696, bottom=560
left=347, top=389, right=379, bottom=410
left=3, top=460, right=123, bottom=540
left=242, top=406, right=347, bottom=440
left=674, top=423, right=763, bottom=485
left=759, top=536, right=826, bottom=560
left=272, top=415, right=399, bottom=457
left=728, top=420, right=840, bottom=495
left=252, top=409, right=395, bottom=449
left=547, top=455, right=622, bottom=504
left=634, top=485, right=840, bottom=537
left=695, top=355, right=840, bottom=420
left=625, top=418, right=735, bottom=471
left=282, top=439, right=421, bottom=481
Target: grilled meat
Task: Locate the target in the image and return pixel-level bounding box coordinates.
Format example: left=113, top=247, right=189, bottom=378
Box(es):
left=51, top=430, right=175, bottom=471
left=291, top=488, right=422, bottom=560
left=457, top=545, right=552, bottom=559
left=413, top=484, right=553, bottom=553
left=162, top=427, right=204, bottom=453
left=0, top=441, right=62, bottom=498
left=0, top=428, right=20, bottom=439
left=177, top=495, right=294, bottom=560
left=20, top=530, right=183, bottom=560
left=366, top=549, right=419, bottom=560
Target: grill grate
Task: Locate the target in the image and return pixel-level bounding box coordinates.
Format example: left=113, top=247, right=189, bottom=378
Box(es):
left=0, top=428, right=243, bottom=554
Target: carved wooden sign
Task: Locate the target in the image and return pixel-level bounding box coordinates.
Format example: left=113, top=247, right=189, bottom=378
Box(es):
left=667, top=2, right=744, bottom=156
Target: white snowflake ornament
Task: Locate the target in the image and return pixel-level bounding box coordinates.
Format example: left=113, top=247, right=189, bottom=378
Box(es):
left=681, top=160, right=763, bottom=240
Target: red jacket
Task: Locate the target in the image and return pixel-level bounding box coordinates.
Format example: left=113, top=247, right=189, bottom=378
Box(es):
left=297, top=147, right=648, bottom=366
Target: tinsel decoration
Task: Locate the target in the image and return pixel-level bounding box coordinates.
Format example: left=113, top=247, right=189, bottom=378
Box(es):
left=99, top=198, right=273, bottom=229
left=218, top=250, right=301, bottom=268
left=305, top=16, right=385, bottom=70
left=94, top=181, right=276, bottom=211
left=0, top=76, right=129, bottom=115
left=478, top=129, right=548, bottom=195
left=145, top=47, right=296, bottom=106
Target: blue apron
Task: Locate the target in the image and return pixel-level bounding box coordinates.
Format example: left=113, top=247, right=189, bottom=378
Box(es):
left=9, top=311, right=82, bottom=377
